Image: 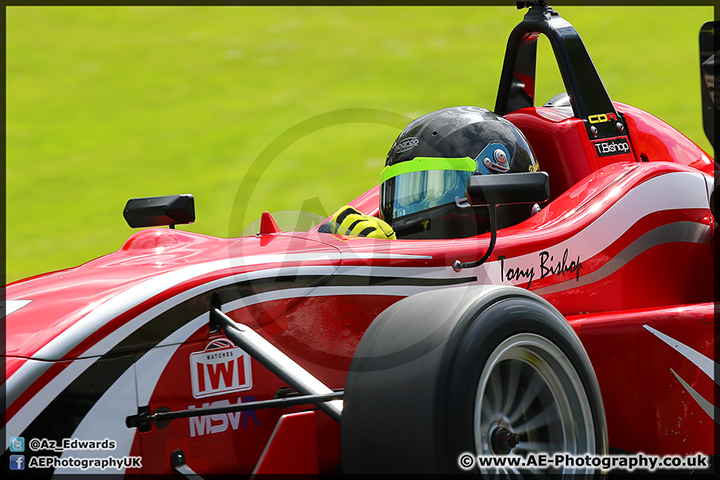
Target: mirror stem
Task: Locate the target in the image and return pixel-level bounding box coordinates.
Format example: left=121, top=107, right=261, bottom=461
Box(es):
left=453, top=205, right=498, bottom=272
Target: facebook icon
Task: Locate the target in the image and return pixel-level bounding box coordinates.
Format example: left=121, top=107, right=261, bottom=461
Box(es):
left=10, top=455, right=25, bottom=470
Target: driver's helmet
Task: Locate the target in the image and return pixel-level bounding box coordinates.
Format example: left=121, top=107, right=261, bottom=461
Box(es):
left=380, top=106, right=539, bottom=239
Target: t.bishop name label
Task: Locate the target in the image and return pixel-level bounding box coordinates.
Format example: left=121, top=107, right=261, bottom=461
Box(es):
left=593, top=138, right=631, bottom=157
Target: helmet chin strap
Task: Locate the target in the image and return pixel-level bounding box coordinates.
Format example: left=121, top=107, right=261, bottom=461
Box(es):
left=452, top=204, right=498, bottom=272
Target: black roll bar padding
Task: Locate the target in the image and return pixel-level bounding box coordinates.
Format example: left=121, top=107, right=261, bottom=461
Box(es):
left=495, top=4, right=624, bottom=140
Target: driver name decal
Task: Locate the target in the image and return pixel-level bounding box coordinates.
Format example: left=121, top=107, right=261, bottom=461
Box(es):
left=190, top=339, right=253, bottom=398
left=499, top=248, right=583, bottom=289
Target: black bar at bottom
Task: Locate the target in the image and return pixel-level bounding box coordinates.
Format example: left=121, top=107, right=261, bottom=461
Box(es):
left=151, top=391, right=344, bottom=424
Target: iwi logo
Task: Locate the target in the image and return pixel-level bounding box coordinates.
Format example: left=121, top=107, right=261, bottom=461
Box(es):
left=189, top=338, right=253, bottom=398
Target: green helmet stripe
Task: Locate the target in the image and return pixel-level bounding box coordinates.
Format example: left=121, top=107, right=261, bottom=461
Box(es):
left=381, top=157, right=476, bottom=183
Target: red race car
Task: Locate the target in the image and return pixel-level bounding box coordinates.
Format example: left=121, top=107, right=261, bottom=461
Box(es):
left=4, top=2, right=717, bottom=477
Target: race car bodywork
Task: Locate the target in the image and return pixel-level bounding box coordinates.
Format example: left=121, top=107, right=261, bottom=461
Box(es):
left=4, top=3, right=717, bottom=477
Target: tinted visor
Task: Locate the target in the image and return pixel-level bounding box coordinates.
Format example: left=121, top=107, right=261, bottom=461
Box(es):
left=380, top=157, right=476, bottom=221
left=383, top=169, right=473, bottom=220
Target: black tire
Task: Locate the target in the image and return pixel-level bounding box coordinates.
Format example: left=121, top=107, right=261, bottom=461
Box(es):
left=342, top=285, right=607, bottom=476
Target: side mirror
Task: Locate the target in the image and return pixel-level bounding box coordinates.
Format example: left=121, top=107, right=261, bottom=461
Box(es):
left=465, top=171, right=550, bottom=207
left=453, top=172, right=550, bottom=273
left=123, top=194, right=195, bottom=229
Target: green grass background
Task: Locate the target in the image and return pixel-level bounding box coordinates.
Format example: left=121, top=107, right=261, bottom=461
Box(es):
left=6, top=6, right=713, bottom=284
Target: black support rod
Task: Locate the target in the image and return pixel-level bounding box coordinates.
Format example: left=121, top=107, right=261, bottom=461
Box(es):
left=453, top=205, right=498, bottom=272
left=152, top=392, right=344, bottom=424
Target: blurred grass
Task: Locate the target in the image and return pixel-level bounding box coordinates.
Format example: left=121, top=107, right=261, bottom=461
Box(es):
left=6, top=6, right=713, bottom=283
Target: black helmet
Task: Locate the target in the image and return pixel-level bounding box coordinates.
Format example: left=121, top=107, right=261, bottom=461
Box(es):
left=380, top=106, right=539, bottom=239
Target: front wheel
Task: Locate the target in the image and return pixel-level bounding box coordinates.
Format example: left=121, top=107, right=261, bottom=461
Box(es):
left=342, top=285, right=606, bottom=476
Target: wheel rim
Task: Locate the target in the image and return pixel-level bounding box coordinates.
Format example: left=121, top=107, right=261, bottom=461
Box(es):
left=473, top=333, right=595, bottom=477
